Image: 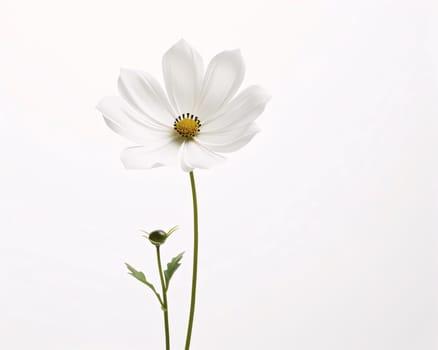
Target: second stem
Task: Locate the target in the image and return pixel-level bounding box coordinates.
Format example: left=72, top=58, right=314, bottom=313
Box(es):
left=156, top=246, right=170, bottom=350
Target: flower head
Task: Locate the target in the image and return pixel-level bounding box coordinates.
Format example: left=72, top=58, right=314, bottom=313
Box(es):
left=97, top=39, right=270, bottom=172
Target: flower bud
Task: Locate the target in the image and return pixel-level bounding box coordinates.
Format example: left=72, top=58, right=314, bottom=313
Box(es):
left=147, top=230, right=168, bottom=246
left=142, top=226, right=179, bottom=246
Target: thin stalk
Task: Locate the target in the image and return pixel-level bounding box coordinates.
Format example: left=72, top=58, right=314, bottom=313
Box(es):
left=156, top=246, right=170, bottom=350
left=185, top=171, right=198, bottom=350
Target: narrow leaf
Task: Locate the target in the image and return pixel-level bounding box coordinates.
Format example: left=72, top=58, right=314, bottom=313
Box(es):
left=125, top=263, right=163, bottom=305
left=164, top=252, right=184, bottom=291
left=166, top=225, right=179, bottom=237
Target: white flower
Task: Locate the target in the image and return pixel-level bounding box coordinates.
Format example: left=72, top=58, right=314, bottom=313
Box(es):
left=97, top=39, right=270, bottom=172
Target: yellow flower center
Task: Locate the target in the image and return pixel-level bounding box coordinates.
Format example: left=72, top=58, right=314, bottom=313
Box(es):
left=173, top=113, right=201, bottom=138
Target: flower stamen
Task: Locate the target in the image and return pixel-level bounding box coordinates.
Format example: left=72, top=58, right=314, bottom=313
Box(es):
left=174, top=113, right=201, bottom=138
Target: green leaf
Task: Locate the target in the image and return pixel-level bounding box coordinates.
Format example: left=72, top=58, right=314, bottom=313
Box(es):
left=166, top=225, right=179, bottom=237
left=125, top=263, right=163, bottom=306
left=164, top=252, right=184, bottom=291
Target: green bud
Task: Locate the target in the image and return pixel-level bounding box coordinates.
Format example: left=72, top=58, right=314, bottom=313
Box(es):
left=148, top=230, right=168, bottom=246
left=142, top=226, right=179, bottom=246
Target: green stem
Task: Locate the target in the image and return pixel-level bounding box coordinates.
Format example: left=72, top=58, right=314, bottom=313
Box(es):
left=156, top=246, right=170, bottom=350
left=185, top=171, right=198, bottom=350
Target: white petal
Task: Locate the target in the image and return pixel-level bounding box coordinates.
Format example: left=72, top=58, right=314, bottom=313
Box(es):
left=121, top=140, right=181, bottom=169
left=179, top=140, right=225, bottom=172
left=162, top=39, right=203, bottom=115
left=97, top=96, right=170, bottom=144
left=118, top=69, right=176, bottom=124
left=201, top=85, right=270, bottom=132
left=196, top=124, right=260, bottom=153
left=195, top=50, right=245, bottom=118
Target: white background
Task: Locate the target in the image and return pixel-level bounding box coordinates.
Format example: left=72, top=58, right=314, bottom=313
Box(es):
left=1, top=0, right=437, bottom=349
